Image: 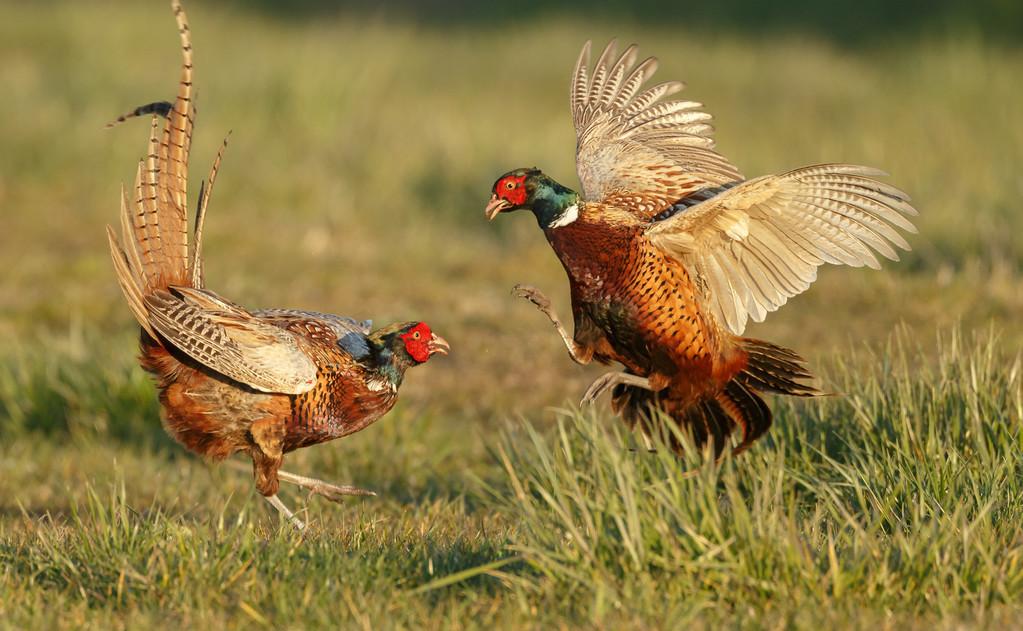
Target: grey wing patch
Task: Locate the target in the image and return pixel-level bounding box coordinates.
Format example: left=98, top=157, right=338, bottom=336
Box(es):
left=650, top=182, right=742, bottom=222
left=329, top=315, right=372, bottom=336
left=337, top=331, right=372, bottom=362
left=145, top=290, right=318, bottom=394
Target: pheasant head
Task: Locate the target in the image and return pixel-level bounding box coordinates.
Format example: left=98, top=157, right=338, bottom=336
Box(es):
left=369, top=322, right=449, bottom=385
left=485, top=168, right=580, bottom=230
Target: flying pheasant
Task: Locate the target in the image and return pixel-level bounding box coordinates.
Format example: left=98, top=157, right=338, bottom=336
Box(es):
left=486, top=41, right=916, bottom=456
left=107, top=1, right=448, bottom=529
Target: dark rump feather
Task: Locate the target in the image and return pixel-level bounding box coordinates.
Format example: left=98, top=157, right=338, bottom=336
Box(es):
left=611, top=338, right=820, bottom=457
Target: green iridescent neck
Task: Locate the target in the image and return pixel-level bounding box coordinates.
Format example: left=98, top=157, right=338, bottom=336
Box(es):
left=530, top=176, right=580, bottom=229
left=367, top=327, right=413, bottom=387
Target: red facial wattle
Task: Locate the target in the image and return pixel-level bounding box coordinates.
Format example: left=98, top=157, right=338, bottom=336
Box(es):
left=497, top=175, right=528, bottom=206
left=401, top=322, right=433, bottom=363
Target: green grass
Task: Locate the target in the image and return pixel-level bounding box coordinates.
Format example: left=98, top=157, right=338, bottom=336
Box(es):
left=1, top=330, right=1020, bottom=628
left=1, top=1, right=1022, bottom=628
left=493, top=330, right=1023, bottom=625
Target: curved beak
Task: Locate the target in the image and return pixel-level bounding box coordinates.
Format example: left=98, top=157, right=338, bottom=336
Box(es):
left=485, top=194, right=512, bottom=221
left=427, top=332, right=450, bottom=356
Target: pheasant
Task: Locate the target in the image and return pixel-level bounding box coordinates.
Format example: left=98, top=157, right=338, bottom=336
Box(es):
left=106, top=1, right=448, bottom=529
left=486, top=41, right=917, bottom=456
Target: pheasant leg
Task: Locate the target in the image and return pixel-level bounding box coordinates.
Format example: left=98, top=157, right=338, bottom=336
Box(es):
left=512, top=284, right=591, bottom=365
left=581, top=371, right=654, bottom=405
left=265, top=494, right=306, bottom=531
left=277, top=469, right=376, bottom=502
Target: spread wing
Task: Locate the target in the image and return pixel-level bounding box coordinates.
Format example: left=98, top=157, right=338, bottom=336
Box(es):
left=144, top=288, right=319, bottom=394
left=571, top=40, right=742, bottom=219
left=645, top=164, right=918, bottom=334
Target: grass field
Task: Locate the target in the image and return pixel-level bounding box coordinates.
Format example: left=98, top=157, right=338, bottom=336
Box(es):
left=1, top=1, right=1021, bottom=628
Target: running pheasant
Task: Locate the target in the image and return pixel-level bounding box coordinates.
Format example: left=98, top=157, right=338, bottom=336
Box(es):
left=107, top=1, right=448, bottom=529
left=486, top=41, right=916, bottom=456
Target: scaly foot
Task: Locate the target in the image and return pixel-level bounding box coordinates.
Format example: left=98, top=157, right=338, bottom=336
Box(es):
left=581, top=371, right=654, bottom=405
left=264, top=494, right=306, bottom=531
left=512, top=283, right=553, bottom=313
left=277, top=469, right=376, bottom=502
left=512, top=284, right=591, bottom=365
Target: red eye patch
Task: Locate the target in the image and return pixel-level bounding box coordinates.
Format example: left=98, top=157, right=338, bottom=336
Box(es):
left=497, top=175, right=528, bottom=206
left=401, top=322, right=432, bottom=363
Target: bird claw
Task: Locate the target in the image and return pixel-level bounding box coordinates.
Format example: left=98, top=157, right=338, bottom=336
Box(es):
left=581, top=372, right=655, bottom=405
left=512, top=283, right=552, bottom=312
left=307, top=482, right=377, bottom=503
left=581, top=372, right=619, bottom=405
left=274, top=469, right=377, bottom=504
left=512, top=283, right=591, bottom=366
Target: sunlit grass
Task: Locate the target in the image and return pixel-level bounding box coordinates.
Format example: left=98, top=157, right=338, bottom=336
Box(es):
left=2, top=328, right=1020, bottom=628
left=1, top=0, right=1021, bottom=628
left=492, top=330, right=1023, bottom=625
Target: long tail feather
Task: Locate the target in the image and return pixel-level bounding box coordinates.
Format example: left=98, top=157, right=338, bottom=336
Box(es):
left=131, top=118, right=164, bottom=288
left=737, top=338, right=821, bottom=397
left=107, top=1, right=227, bottom=340
left=191, top=133, right=229, bottom=288
left=106, top=226, right=158, bottom=339
left=718, top=379, right=772, bottom=454
left=157, top=0, right=195, bottom=273
left=611, top=338, right=821, bottom=457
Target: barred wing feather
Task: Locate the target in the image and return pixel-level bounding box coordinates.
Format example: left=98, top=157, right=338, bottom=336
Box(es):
left=571, top=40, right=742, bottom=219
left=144, top=289, right=318, bottom=394
left=645, top=164, right=918, bottom=334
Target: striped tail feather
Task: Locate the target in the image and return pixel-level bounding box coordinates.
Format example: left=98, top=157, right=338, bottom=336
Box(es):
left=191, top=132, right=229, bottom=288
left=736, top=338, right=821, bottom=397
left=109, top=0, right=194, bottom=292
left=156, top=0, right=196, bottom=280
left=106, top=1, right=228, bottom=339
left=717, top=379, right=771, bottom=454
left=611, top=338, right=821, bottom=456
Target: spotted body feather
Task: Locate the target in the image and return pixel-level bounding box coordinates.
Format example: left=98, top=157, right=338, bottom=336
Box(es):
left=487, top=39, right=915, bottom=456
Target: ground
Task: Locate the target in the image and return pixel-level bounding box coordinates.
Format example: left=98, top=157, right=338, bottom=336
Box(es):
left=0, top=2, right=1021, bottom=629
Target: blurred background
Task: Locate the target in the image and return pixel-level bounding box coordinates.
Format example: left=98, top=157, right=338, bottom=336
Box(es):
left=0, top=3, right=1021, bottom=626
left=0, top=0, right=1020, bottom=499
